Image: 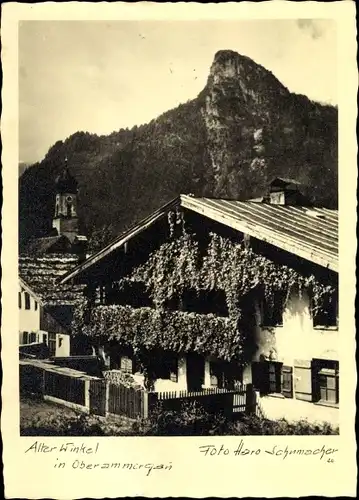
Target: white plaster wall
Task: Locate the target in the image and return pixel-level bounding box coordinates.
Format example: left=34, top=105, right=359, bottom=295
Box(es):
left=255, top=291, right=339, bottom=364
left=56, top=333, right=70, bottom=357
left=259, top=395, right=339, bottom=426
left=19, top=289, right=40, bottom=334
left=204, top=359, right=211, bottom=388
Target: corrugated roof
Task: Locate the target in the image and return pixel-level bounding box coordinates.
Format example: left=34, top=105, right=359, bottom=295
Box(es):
left=180, top=196, right=338, bottom=271
left=19, top=253, right=85, bottom=305
left=60, top=195, right=338, bottom=284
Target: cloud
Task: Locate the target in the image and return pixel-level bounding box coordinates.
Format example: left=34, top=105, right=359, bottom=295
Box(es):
left=297, top=19, right=323, bottom=40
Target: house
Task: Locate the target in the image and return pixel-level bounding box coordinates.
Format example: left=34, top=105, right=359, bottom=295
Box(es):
left=19, top=254, right=86, bottom=357
left=19, top=162, right=88, bottom=357
left=60, top=179, right=339, bottom=423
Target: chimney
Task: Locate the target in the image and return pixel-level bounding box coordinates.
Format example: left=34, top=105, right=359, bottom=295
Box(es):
left=72, top=235, right=88, bottom=263
left=267, top=177, right=304, bottom=206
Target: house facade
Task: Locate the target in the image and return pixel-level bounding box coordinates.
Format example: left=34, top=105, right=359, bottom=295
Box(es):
left=60, top=179, right=339, bottom=424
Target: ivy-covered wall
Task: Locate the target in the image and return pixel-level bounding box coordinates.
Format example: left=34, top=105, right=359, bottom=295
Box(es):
left=72, top=209, right=337, bottom=369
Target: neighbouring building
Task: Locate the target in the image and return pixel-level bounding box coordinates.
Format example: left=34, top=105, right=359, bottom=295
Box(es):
left=19, top=162, right=88, bottom=357
left=19, top=254, right=86, bottom=357
left=60, top=178, right=339, bottom=424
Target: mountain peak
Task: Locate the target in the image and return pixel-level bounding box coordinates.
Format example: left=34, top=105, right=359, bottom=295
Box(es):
left=19, top=52, right=338, bottom=247
left=213, top=49, right=251, bottom=64
left=208, top=49, right=289, bottom=100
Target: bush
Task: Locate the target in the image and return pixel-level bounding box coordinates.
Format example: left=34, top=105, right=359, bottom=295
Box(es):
left=132, top=402, right=339, bottom=436
left=21, top=412, right=106, bottom=436
left=133, top=401, right=236, bottom=436
left=231, top=414, right=339, bottom=435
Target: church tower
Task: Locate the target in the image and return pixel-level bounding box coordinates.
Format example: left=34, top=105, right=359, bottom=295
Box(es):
left=52, top=160, right=79, bottom=243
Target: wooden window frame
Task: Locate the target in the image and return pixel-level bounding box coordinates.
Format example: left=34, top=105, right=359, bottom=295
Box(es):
left=252, top=361, right=293, bottom=398
left=313, top=359, right=339, bottom=406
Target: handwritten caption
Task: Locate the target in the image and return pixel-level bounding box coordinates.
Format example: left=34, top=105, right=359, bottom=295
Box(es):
left=25, top=441, right=172, bottom=476
left=24, top=439, right=339, bottom=474
left=198, top=440, right=338, bottom=463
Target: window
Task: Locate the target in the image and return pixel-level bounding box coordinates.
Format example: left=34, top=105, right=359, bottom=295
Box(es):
left=252, top=361, right=293, bottom=398
left=312, top=293, right=338, bottom=328
left=66, top=200, right=72, bottom=217
left=42, top=334, right=47, bottom=344
left=261, top=292, right=284, bottom=327
left=181, top=288, right=229, bottom=316
left=34, top=301, right=38, bottom=311
left=48, top=333, right=56, bottom=357
left=24, top=292, right=31, bottom=310
left=313, top=359, right=339, bottom=405
left=120, top=356, right=133, bottom=374
left=18, top=292, right=22, bottom=309
left=210, top=362, right=226, bottom=389
left=22, top=331, right=29, bottom=344
left=106, top=282, right=153, bottom=308
left=29, top=332, right=37, bottom=343
left=156, top=353, right=178, bottom=382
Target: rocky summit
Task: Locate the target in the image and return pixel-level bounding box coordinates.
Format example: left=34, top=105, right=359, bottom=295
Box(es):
left=19, top=50, right=337, bottom=248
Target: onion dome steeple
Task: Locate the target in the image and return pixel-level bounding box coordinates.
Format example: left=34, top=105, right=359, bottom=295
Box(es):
left=55, top=158, right=78, bottom=194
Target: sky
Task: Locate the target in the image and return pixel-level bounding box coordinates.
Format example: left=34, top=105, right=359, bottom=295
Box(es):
left=19, top=19, right=337, bottom=163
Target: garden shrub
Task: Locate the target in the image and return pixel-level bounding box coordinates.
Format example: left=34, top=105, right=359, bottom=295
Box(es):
left=132, top=401, right=339, bottom=436
left=20, top=412, right=106, bottom=436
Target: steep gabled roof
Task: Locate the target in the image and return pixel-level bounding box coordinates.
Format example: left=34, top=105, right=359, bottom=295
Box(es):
left=60, top=194, right=338, bottom=284
left=19, top=253, right=85, bottom=305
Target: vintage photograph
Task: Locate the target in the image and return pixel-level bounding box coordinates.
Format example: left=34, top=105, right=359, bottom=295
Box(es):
left=18, top=19, right=339, bottom=437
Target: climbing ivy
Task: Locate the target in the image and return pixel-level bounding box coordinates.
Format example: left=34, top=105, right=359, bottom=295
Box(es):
left=72, top=209, right=337, bottom=367
left=127, top=214, right=336, bottom=319
left=72, top=305, right=242, bottom=361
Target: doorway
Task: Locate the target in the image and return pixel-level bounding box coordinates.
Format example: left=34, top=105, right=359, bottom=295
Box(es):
left=186, top=353, right=205, bottom=392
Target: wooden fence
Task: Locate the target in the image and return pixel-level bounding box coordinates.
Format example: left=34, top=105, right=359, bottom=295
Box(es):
left=148, top=384, right=257, bottom=417
left=19, top=361, right=146, bottom=419
left=108, top=384, right=144, bottom=419
left=45, top=371, right=86, bottom=406
left=20, top=361, right=257, bottom=420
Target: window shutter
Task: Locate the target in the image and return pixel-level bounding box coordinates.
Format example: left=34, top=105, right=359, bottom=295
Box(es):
left=294, top=359, right=313, bottom=401
left=281, top=365, right=293, bottom=398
